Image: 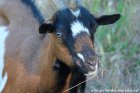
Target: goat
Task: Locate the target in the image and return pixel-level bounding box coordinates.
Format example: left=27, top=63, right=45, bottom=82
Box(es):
left=0, top=0, right=121, bottom=93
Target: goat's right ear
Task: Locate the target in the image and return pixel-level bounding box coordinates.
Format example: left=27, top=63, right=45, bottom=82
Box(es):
left=39, top=23, right=54, bottom=34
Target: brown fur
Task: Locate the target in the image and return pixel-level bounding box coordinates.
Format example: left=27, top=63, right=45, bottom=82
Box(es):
left=74, top=34, right=94, bottom=53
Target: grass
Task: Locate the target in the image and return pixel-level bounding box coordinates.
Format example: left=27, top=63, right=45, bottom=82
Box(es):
left=83, top=0, right=140, bottom=92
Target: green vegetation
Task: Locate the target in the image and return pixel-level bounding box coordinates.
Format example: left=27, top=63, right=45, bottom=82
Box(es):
left=83, top=0, right=140, bottom=92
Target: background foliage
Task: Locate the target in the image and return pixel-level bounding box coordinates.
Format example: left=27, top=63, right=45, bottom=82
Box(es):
left=83, top=0, right=140, bottom=92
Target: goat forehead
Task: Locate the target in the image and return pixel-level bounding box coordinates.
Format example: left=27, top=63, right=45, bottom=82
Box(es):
left=69, top=9, right=80, bottom=18
left=55, top=7, right=94, bottom=41
left=56, top=7, right=92, bottom=24
left=71, top=20, right=90, bottom=37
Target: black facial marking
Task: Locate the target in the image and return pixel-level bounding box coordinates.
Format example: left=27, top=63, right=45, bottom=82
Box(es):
left=81, top=45, right=96, bottom=58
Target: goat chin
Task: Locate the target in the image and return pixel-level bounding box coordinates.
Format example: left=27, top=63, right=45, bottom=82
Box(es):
left=84, top=64, right=98, bottom=76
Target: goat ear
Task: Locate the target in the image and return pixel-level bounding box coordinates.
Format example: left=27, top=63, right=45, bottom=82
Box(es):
left=39, top=22, right=54, bottom=34
left=96, top=14, right=121, bottom=25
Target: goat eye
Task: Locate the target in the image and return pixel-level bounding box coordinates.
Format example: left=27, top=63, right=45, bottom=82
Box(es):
left=56, top=32, right=63, bottom=38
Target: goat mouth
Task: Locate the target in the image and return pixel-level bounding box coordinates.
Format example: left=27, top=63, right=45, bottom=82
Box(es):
left=75, top=60, right=99, bottom=74
left=84, top=63, right=98, bottom=76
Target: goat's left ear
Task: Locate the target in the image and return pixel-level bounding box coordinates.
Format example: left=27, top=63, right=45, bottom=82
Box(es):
left=96, top=14, right=121, bottom=25
left=39, top=22, right=54, bottom=34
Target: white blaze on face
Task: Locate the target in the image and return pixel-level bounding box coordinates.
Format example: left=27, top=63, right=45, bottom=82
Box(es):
left=70, top=9, right=80, bottom=18
left=71, top=20, right=90, bottom=37
left=77, top=53, right=85, bottom=62
left=0, top=27, right=9, bottom=92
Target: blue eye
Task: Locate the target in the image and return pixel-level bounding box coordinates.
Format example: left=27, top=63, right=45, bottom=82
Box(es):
left=56, top=32, right=63, bottom=38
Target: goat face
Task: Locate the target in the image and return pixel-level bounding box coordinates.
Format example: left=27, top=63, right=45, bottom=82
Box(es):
left=39, top=6, right=121, bottom=74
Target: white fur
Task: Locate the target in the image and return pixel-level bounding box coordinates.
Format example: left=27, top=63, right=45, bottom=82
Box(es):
left=0, top=27, right=9, bottom=92
left=70, top=9, right=80, bottom=18
left=71, top=20, right=90, bottom=37
left=0, top=73, right=8, bottom=92
left=77, top=53, right=85, bottom=62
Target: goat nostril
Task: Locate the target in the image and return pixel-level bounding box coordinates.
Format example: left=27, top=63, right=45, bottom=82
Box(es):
left=86, top=56, right=99, bottom=66
left=86, top=60, right=95, bottom=66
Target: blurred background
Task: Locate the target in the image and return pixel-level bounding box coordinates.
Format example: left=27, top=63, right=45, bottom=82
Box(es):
left=85, top=0, right=140, bottom=92
left=83, top=0, right=140, bottom=92
left=0, top=0, right=140, bottom=92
